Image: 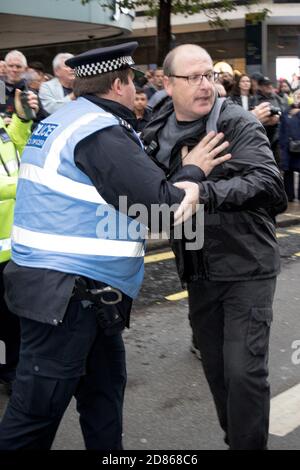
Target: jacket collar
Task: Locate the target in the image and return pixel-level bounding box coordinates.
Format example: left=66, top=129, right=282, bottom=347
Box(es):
left=83, top=94, right=138, bottom=130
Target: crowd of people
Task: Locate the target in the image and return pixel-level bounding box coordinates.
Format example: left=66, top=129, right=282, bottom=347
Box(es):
left=136, top=62, right=300, bottom=201
left=0, top=42, right=296, bottom=450
left=1, top=49, right=299, bottom=203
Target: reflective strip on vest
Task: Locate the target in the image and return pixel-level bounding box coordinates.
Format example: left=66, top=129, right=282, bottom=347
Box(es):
left=0, top=158, right=18, bottom=176
left=44, top=112, right=112, bottom=171
left=19, top=163, right=106, bottom=204
left=12, top=226, right=145, bottom=258
left=0, top=238, right=11, bottom=251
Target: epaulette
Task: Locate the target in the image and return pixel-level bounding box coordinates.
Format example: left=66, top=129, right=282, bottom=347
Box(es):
left=116, top=117, right=133, bottom=132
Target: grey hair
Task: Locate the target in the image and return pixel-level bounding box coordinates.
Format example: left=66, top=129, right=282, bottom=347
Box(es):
left=52, top=53, right=74, bottom=71
left=5, top=50, right=27, bottom=67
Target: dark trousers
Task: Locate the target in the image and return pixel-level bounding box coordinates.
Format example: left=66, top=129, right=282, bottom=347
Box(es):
left=0, top=298, right=127, bottom=450
left=188, top=277, right=276, bottom=450
left=283, top=170, right=300, bottom=201
left=0, top=262, right=20, bottom=380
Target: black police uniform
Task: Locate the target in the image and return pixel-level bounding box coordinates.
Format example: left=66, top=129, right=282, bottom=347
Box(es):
left=0, top=43, right=206, bottom=450
left=0, top=262, right=20, bottom=389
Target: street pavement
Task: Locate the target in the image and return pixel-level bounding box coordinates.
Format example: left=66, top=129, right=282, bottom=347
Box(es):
left=0, top=203, right=299, bottom=450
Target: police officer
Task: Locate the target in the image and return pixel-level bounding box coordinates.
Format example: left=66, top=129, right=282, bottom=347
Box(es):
left=0, top=42, right=229, bottom=450
left=0, top=87, right=38, bottom=394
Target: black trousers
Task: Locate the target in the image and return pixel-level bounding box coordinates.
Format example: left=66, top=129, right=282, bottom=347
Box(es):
left=283, top=170, right=300, bottom=201
left=0, top=262, right=20, bottom=380
left=188, top=277, right=276, bottom=450
left=0, top=298, right=128, bottom=450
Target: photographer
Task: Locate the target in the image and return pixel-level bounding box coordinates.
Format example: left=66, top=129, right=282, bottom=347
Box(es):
left=0, top=51, right=27, bottom=125
left=255, top=76, right=283, bottom=165
left=0, top=85, right=38, bottom=394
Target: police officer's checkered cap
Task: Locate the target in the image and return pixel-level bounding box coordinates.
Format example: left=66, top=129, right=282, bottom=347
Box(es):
left=74, top=56, right=134, bottom=78
left=65, top=42, right=139, bottom=78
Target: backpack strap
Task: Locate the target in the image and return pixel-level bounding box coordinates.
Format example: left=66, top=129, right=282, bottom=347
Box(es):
left=206, top=97, right=226, bottom=134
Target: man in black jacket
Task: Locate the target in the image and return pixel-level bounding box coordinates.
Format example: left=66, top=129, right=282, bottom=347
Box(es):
left=142, top=44, right=287, bottom=450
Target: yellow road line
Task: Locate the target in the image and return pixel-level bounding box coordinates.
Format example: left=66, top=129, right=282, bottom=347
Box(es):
left=295, top=252, right=300, bottom=257
left=283, top=213, right=300, bottom=218
left=276, top=233, right=289, bottom=239
left=286, top=227, right=300, bottom=235
left=166, top=290, right=188, bottom=301
left=144, top=251, right=175, bottom=264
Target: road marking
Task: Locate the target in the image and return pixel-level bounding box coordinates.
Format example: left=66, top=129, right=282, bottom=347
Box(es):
left=166, top=290, right=188, bottom=301
left=269, top=383, right=300, bottom=437
left=144, top=251, right=175, bottom=264
left=286, top=227, right=300, bottom=235
left=276, top=233, right=289, bottom=239
left=295, top=252, right=300, bottom=257
left=284, top=213, right=300, bottom=219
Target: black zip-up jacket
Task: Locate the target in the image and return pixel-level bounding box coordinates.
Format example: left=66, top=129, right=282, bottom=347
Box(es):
left=142, top=99, right=288, bottom=284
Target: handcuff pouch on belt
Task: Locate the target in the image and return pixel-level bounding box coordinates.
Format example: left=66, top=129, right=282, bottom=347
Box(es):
left=73, top=277, right=124, bottom=333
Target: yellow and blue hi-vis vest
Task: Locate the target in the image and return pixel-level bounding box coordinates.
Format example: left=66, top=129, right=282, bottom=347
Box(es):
left=11, top=97, right=146, bottom=298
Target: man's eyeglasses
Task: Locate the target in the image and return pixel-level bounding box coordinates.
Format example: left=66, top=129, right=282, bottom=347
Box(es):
left=168, top=71, right=219, bottom=86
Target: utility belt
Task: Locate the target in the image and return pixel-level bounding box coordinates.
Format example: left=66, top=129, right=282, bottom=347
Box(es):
left=72, top=277, right=125, bottom=334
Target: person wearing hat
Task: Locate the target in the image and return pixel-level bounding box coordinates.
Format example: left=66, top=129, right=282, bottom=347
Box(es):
left=0, top=41, right=229, bottom=450
left=213, top=62, right=234, bottom=95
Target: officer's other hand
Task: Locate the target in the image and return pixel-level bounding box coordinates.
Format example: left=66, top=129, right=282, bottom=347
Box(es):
left=251, top=102, right=271, bottom=124
left=173, top=181, right=199, bottom=225
left=14, top=89, right=39, bottom=119
left=181, top=132, right=231, bottom=176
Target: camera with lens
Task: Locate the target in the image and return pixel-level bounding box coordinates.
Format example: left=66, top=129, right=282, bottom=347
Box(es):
left=269, top=106, right=281, bottom=117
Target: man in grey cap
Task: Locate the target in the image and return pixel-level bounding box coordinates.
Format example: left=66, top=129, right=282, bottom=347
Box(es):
left=0, top=42, right=229, bottom=450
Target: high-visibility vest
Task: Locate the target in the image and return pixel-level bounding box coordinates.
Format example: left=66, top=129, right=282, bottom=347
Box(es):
left=0, top=117, right=20, bottom=263
left=12, top=97, right=146, bottom=298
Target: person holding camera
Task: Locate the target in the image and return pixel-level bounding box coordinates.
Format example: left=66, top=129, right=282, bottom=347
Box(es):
left=0, top=86, right=39, bottom=394
left=254, top=76, right=283, bottom=166
left=0, top=51, right=28, bottom=126
left=279, top=88, right=300, bottom=201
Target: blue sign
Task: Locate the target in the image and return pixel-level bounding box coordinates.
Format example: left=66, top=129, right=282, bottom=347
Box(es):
left=27, top=122, right=59, bottom=149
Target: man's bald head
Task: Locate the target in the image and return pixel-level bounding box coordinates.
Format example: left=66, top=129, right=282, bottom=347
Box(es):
left=163, top=44, right=212, bottom=77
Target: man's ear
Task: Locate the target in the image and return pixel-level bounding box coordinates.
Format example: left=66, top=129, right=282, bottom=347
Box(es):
left=163, top=75, right=172, bottom=97
left=112, top=77, right=123, bottom=96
